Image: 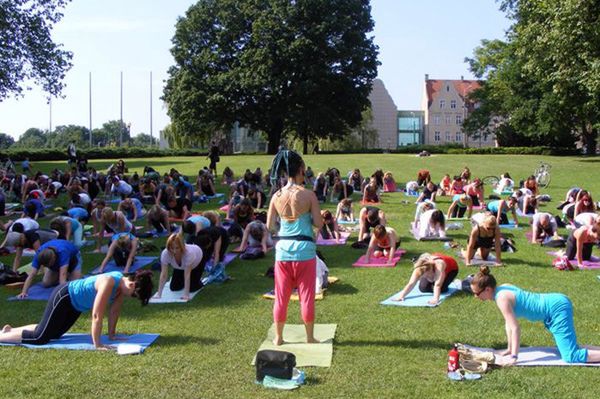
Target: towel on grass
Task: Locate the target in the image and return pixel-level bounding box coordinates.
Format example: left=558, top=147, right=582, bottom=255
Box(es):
left=380, top=279, right=462, bottom=307
left=352, top=249, right=406, bottom=268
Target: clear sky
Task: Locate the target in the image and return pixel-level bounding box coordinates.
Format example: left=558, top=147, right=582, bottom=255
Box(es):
left=0, top=0, right=510, bottom=140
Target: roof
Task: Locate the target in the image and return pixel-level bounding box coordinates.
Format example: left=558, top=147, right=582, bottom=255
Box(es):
left=425, top=79, right=482, bottom=107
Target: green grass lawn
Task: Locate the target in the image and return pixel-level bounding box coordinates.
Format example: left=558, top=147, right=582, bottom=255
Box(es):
left=3, top=154, right=600, bottom=398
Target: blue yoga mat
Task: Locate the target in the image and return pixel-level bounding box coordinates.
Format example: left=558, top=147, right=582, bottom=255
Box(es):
left=499, top=222, right=521, bottom=229
left=0, top=333, right=159, bottom=353
left=89, top=256, right=158, bottom=275
left=205, top=253, right=237, bottom=271
left=380, top=280, right=462, bottom=307
left=8, top=283, right=54, bottom=302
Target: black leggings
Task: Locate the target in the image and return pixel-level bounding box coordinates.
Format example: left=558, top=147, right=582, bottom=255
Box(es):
left=451, top=206, right=467, bottom=218
left=565, top=233, right=594, bottom=261
left=170, top=267, right=204, bottom=292
left=22, top=284, right=81, bottom=345
left=113, top=248, right=131, bottom=267
left=419, top=269, right=459, bottom=293
left=469, top=194, right=480, bottom=207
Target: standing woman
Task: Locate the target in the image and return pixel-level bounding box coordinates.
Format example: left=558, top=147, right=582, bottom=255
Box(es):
left=470, top=266, right=600, bottom=364
left=0, top=271, right=153, bottom=348
left=267, top=149, right=323, bottom=346
left=155, top=233, right=204, bottom=301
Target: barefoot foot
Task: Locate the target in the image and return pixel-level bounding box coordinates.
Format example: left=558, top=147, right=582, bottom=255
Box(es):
left=2, top=325, right=12, bottom=333
left=306, top=337, right=320, bottom=344
left=273, top=336, right=284, bottom=346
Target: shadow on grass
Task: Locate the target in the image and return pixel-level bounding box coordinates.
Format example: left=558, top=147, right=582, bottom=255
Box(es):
left=337, top=338, right=450, bottom=350
left=157, top=334, right=220, bottom=347
left=86, top=160, right=195, bottom=172
left=329, top=282, right=358, bottom=296
left=503, top=257, right=549, bottom=268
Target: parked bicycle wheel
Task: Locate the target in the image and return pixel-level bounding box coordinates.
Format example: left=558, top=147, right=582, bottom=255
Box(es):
left=482, top=176, right=499, bottom=187
left=536, top=171, right=551, bottom=188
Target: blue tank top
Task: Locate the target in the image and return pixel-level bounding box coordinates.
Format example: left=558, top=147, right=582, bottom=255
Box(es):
left=487, top=200, right=503, bottom=214
left=68, top=271, right=122, bottom=312
left=187, top=215, right=211, bottom=229
left=495, top=285, right=556, bottom=322
left=276, top=212, right=316, bottom=261
left=452, top=194, right=467, bottom=208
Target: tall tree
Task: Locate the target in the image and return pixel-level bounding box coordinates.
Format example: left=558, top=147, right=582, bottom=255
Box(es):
left=464, top=0, right=600, bottom=152
left=15, top=127, right=46, bottom=148
left=0, top=0, right=73, bottom=100
left=163, top=0, right=379, bottom=154
left=0, top=133, right=15, bottom=149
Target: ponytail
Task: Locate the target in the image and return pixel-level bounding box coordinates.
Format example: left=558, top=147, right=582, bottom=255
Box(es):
left=269, top=149, right=304, bottom=186
left=472, top=266, right=497, bottom=291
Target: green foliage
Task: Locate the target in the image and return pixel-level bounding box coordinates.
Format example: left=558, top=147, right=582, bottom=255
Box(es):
left=14, top=127, right=47, bottom=148
left=131, top=133, right=158, bottom=147
left=465, top=0, right=600, bottom=152
left=0, top=147, right=208, bottom=162
left=0, top=133, right=15, bottom=149
left=163, top=0, right=379, bottom=154
left=0, top=0, right=73, bottom=99
left=46, top=125, right=90, bottom=148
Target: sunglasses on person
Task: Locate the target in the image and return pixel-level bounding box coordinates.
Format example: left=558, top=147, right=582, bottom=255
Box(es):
left=472, top=287, right=486, bottom=297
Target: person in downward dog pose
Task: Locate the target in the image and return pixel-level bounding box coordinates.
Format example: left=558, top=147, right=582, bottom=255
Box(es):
left=267, top=149, right=322, bottom=346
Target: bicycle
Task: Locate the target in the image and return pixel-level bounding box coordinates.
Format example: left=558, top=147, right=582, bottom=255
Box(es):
left=534, top=162, right=551, bottom=188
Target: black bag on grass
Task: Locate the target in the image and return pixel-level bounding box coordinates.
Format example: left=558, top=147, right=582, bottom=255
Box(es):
left=256, top=350, right=296, bottom=382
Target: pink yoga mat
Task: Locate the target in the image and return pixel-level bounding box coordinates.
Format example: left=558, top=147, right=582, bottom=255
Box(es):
left=219, top=204, right=230, bottom=212
left=547, top=251, right=600, bottom=269
left=316, top=231, right=351, bottom=246
left=352, top=249, right=407, bottom=268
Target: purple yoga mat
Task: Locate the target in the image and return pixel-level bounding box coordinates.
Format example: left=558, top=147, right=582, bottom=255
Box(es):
left=316, top=231, right=351, bottom=246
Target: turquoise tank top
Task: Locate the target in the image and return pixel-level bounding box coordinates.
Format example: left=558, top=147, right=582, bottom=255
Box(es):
left=276, top=212, right=316, bottom=261
left=187, top=215, right=211, bottom=229
left=487, top=200, right=502, bottom=214
left=68, top=271, right=122, bottom=312
left=495, top=285, right=555, bottom=322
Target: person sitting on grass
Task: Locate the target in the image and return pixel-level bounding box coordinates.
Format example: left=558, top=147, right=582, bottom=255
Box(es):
left=416, top=181, right=438, bottom=203
left=335, top=198, right=355, bottom=223
left=449, top=175, right=464, bottom=195
left=447, top=193, right=473, bottom=219
left=462, top=213, right=502, bottom=266
left=0, top=270, right=153, bottom=348
left=496, top=172, right=514, bottom=193
left=393, top=253, right=459, bottom=306
left=383, top=171, right=397, bottom=193
left=96, top=232, right=139, bottom=274
left=18, top=239, right=83, bottom=299
left=530, top=212, right=560, bottom=244
left=319, top=210, right=341, bottom=242
left=365, top=225, right=398, bottom=264
left=469, top=266, right=600, bottom=365
left=362, top=177, right=381, bottom=204
left=438, top=174, right=452, bottom=196
left=155, top=233, right=204, bottom=301
left=486, top=197, right=519, bottom=226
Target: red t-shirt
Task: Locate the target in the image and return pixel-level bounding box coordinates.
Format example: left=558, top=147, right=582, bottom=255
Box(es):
left=432, top=253, right=458, bottom=273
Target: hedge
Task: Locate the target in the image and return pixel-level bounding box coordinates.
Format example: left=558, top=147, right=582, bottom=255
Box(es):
left=0, top=147, right=209, bottom=161
left=318, top=145, right=580, bottom=156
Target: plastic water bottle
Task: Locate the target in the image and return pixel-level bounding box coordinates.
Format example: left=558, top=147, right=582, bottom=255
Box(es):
left=448, top=344, right=460, bottom=372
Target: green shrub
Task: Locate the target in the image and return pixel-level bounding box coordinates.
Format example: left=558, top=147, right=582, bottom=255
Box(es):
left=0, top=147, right=209, bottom=161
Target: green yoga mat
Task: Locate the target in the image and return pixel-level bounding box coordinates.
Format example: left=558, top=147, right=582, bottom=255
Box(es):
left=253, top=324, right=337, bottom=367
left=18, top=263, right=33, bottom=275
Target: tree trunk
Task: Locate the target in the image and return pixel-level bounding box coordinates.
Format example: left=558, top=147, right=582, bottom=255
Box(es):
left=303, top=136, right=308, bottom=154
left=582, top=125, right=597, bottom=155
left=267, top=120, right=284, bottom=154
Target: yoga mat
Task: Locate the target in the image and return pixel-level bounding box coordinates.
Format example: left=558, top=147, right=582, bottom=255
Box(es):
left=108, top=198, right=122, bottom=204
left=0, top=333, right=159, bottom=354
left=493, top=189, right=514, bottom=196
left=8, top=282, right=53, bottom=301
left=253, top=324, right=337, bottom=367
left=5, top=203, right=21, bottom=211
left=360, top=201, right=381, bottom=206
left=380, top=279, right=462, bottom=307
left=464, top=345, right=600, bottom=367
left=219, top=204, right=230, bottom=212
left=352, top=249, right=406, bottom=268
left=204, top=253, right=237, bottom=271
left=458, top=252, right=499, bottom=266
left=499, top=222, right=521, bottom=229
left=262, top=277, right=339, bottom=301
left=547, top=251, right=600, bottom=269
left=207, top=193, right=225, bottom=200
left=472, top=205, right=485, bottom=211
left=337, top=219, right=357, bottom=225
left=316, top=231, right=351, bottom=246
left=149, top=281, right=203, bottom=304
left=516, top=209, right=535, bottom=218
left=89, top=256, right=158, bottom=275
left=22, top=248, right=36, bottom=257
left=404, top=191, right=419, bottom=197
left=447, top=217, right=470, bottom=221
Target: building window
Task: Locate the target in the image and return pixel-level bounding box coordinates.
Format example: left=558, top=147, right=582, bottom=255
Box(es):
left=456, top=132, right=462, bottom=142
left=434, top=115, right=441, bottom=125
left=450, top=100, right=456, bottom=109
left=456, top=115, right=463, bottom=125
left=446, top=85, right=450, bottom=92
left=483, top=134, right=488, bottom=142
left=445, top=115, right=452, bottom=125
left=445, top=131, right=450, bottom=142
left=434, top=131, right=440, bottom=142
left=440, top=100, right=445, bottom=109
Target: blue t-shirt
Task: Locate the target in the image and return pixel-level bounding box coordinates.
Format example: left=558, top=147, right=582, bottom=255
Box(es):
left=32, top=239, right=80, bottom=271
left=110, top=232, right=136, bottom=243
left=68, top=271, right=122, bottom=312
left=187, top=215, right=211, bottom=229
left=487, top=200, right=503, bottom=214
left=68, top=207, right=89, bottom=221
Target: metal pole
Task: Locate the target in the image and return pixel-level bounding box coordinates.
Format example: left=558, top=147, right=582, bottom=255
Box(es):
left=150, top=71, right=153, bottom=146
left=49, top=97, right=52, bottom=133
left=120, top=71, right=123, bottom=146
left=89, top=72, right=92, bottom=146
